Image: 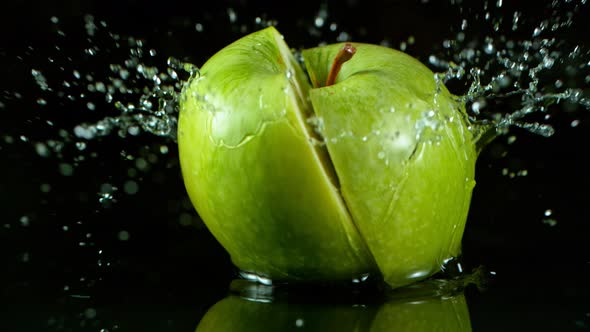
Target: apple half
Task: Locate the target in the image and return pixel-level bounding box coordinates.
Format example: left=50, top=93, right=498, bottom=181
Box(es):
left=178, top=27, right=477, bottom=288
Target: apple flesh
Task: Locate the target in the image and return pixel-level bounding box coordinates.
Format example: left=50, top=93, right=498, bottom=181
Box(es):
left=178, top=26, right=477, bottom=288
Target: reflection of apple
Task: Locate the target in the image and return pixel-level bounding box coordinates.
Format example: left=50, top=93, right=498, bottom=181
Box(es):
left=195, top=290, right=471, bottom=331
left=178, top=26, right=477, bottom=288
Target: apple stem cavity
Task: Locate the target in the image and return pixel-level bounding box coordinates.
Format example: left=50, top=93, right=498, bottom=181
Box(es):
left=325, top=43, right=356, bottom=87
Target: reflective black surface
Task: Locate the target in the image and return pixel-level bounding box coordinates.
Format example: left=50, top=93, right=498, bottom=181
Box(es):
left=1, top=0, right=589, bottom=331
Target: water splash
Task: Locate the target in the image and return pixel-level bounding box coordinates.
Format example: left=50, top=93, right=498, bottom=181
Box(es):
left=429, top=0, right=589, bottom=140
left=21, top=3, right=588, bottom=157
left=27, top=16, right=209, bottom=150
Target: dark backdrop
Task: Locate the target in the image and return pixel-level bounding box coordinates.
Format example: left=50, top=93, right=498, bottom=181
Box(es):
left=1, top=0, right=589, bottom=331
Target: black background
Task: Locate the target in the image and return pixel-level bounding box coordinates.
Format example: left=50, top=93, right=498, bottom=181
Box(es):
left=1, top=0, right=589, bottom=331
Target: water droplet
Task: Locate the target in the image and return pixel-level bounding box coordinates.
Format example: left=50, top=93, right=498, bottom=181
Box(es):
left=239, top=270, right=273, bottom=286
left=59, top=163, right=74, bottom=176
left=95, top=81, right=106, bottom=93
left=135, top=158, right=148, bottom=170
left=40, top=183, right=51, bottom=193
left=99, top=192, right=114, bottom=204
left=84, top=15, right=97, bottom=36
left=471, top=100, right=486, bottom=114
left=554, top=79, right=563, bottom=88
left=84, top=308, right=97, bottom=319
left=295, top=319, right=304, bottom=327
left=312, top=16, right=324, bottom=28
left=128, top=126, right=140, bottom=136
left=31, top=69, right=50, bottom=91
left=336, top=31, right=350, bottom=42
left=119, top=69, right=129, bottom=80
left=227, top=8, right=237, bottom=23
left=76, top=142, right=87, bottom=150
left=117, top=230, right=130, bottom=241
left=19, top=216, right=30, bottom=227
left=461, top=19, right=468, bottom=30
left=74, top=125, right=95, bottom=140
left=123, top=180, right=139, bottom=195
left=35, top=142, right=50, bottom=157
left=484, top=42, right=495, bottom=54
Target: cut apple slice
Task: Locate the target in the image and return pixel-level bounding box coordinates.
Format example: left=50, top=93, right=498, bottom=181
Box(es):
left=179, top=26, right=376, bottom=281
left=303, top=43, right=477, bottom=287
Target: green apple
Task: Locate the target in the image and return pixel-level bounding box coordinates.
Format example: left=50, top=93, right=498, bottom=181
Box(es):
left=178, top=26, right=477, bottom=288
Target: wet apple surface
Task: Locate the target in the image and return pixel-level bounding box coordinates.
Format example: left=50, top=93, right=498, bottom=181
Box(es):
left=179, top=27, right=477, bottom=288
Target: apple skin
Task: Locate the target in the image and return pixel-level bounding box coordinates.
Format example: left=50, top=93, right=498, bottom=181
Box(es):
left=178, top=26, right=477, bottom=288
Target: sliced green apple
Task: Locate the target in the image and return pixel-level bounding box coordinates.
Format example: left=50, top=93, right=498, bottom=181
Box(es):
left=178, top=26, right=477, bottom=288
